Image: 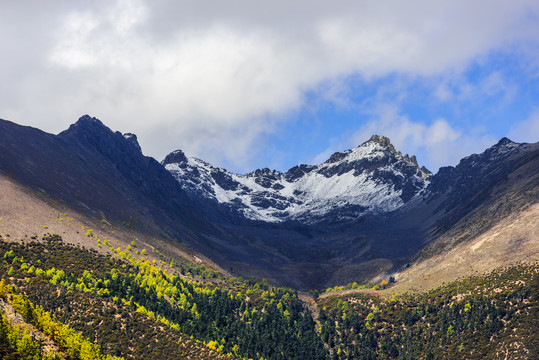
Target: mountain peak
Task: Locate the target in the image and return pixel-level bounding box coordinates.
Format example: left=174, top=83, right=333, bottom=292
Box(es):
left=165, top=134, right=435, bottom=223
left=496, top=137, right=515, bottom=147
left=58, top=115, right=149, bottom=164
left=74, top=114, right=107, bottom=129
left=458, top=137, right=523, bottom=165
left=357, top=134, right=399, bottom=157
left=325, top=135, right=395, bottom=165
left=162, top=150, right=188, bottom=166
left=60, top=115, right=112, bottom=138
left=78, top=114, right=102, bottom=123
left=368, top=134, right=392, bottom=147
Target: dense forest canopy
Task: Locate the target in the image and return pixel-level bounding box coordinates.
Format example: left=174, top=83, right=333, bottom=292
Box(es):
left=0, top=235, right=537, bottom=359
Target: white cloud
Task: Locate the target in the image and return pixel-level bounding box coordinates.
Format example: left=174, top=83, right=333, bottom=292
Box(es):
left=508, top=109, right=539, bottom=143
left=0, top=0, right=538, bottom=170
left=431, top=70, right=518, bottom=109
left=425, top=119, right=460, bottom=147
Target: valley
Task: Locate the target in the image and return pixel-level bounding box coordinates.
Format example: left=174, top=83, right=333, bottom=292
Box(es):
left=0, top=115, right=537, bottom=359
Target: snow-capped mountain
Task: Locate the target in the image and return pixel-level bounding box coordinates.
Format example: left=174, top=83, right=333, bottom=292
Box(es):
left=1, top=114, right=536, bottom=289
left=163, top=135, right=432, bottom=223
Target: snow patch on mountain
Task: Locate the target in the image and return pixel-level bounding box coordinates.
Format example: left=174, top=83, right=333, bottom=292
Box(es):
left=164, top=136, right=431, bottom=223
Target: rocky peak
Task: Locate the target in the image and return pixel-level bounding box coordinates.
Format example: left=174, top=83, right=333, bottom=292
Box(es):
left=403, top=154, right=417, bottom=165
left=359, top=134, right=400, bottom=157
left=368, top=134, right=392, bottom=147
left=420, top=166, right=432, bottom=178
left=324, top=151, right=345, bottom=164
left=365, top=135, right=432, bottom=178
left=59, top=115, right=113, bottom=140
left=247, top=167, right=281, bottom=178
left=245, top=167, right=282, bottom=189
left=77, top=114, right=102, bottom=125
left=458, top=137, right=523, bottom=168
left=325, top=135, right=431, bottom=178
left=162, top=150, right=188, bottom=166
left=59, top=115, right=147, bottom=171
left=496, top=137, right=515, bottom=147
left=72, top=114, right=107, bottom=131
left=284, top=164, right=316, bottom=181
left=322, top=135, right=400, bottom=167
left=487, top=137, right=519, bottom=156
left=401, top=154, right=431, bottom=178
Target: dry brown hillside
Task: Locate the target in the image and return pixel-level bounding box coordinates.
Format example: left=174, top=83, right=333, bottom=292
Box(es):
left=0, top=174, right=222, bottom=273
left=391, top=202, right=539, bottom=293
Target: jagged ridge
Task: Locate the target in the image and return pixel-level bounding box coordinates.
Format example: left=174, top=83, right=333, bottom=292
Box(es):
left=1, top=114, right=536, bottom=290
left=163, top=135, right=431, bottom=223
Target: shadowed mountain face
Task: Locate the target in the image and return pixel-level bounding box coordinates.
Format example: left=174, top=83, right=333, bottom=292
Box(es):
left=0, top=116, right=227, bottom=249
left=1, top=115, right=537, bottom=289
left=408, top=138, right=539, bottom=263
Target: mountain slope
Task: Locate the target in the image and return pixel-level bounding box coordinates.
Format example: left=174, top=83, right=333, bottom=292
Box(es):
left=415, top=137, right=539, bottom=259
left=384, top=138, right=539, bottom=291
left=0, top=115, right=537, bottom=290
left=163, top=132, right=538, bottom=289
left=393, top=202, right=539, bottom=293
left=1, top=115, right=537, bottom=359
left=0, top=116, right=231, bottom=253
left=1, top=235, right=536, bottom=360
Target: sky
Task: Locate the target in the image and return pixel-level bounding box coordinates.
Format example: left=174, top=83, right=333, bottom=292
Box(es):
left=1, top=0, right=538, bottom=174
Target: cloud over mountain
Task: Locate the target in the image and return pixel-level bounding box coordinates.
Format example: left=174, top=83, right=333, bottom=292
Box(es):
left=0, top=0, right=538, bottom=171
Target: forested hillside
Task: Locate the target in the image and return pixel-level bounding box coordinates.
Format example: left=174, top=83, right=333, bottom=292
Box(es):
left=318, top=264, right=538, bottom=359
left=0, top=234, right=537, bottom=359
left=0, top=235, right=325, bottom=360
